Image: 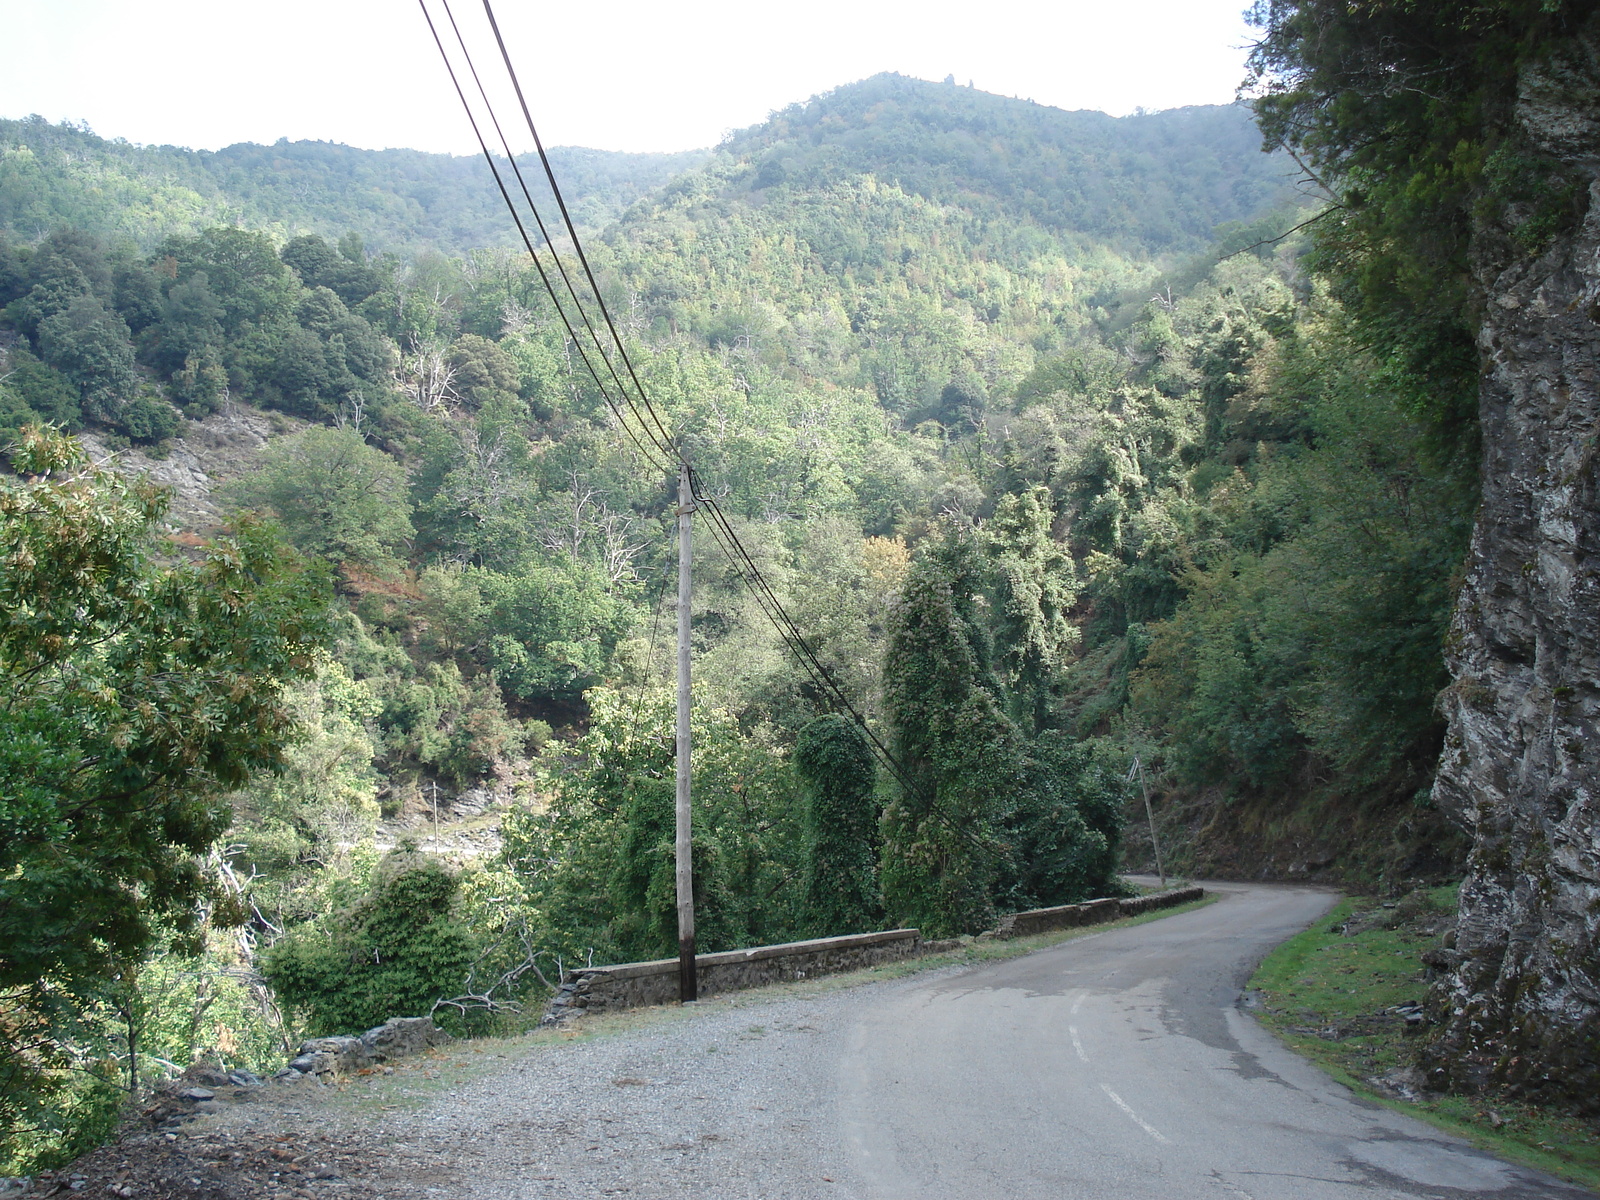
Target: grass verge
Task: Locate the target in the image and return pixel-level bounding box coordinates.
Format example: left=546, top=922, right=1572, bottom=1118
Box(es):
left=1249, top=886, right=1600, bottom=1193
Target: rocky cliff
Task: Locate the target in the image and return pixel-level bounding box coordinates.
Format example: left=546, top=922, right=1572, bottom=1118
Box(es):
left=1426, top=22, right=1600, bottom=1109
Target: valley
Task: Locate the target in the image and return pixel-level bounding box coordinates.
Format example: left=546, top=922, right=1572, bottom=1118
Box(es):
left=2, top=2, right=1598, bottom=1185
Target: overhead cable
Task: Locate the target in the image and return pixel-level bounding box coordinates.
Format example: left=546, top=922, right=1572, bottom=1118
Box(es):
left=440, top=0, right=676, bottom=467
left=416, top=0, right=672, bottom=476
left=420, top=0, right=1005, bottom=858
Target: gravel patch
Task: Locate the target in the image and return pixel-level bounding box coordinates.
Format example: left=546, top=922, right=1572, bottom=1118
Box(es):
left=359, top=968, right=974, bottom=1199
left=33, top=962, right=971, bottom=1200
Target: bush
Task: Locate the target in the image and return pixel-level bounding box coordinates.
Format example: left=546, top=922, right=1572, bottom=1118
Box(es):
left=262, top=855, right=478, bottom=1037
left=119, top=390, right=181, bottom=444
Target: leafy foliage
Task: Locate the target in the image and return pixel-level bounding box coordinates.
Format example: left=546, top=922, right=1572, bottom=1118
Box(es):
left=1245, top=0, right=1594, bottom=450
left=794, top=715, right=881, bottom=936
left=500, top=688, right=806, bottom=965
left=262, top=854, right=477, bottom=1037
left=0, top=427, right=330, bottom=1171
left=224, top=426, right=415, bottom=573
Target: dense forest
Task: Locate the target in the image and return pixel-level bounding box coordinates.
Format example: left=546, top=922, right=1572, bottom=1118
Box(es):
left=0, top=31, right=1566, bottom=1167
left=0, top=115, right=706, bottom=256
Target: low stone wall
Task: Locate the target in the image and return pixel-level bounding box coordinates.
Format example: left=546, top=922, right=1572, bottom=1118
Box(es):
left=545, top=928, right=922, bottom=1021
left=989, top=885, right=1205, bottom=940
left=275, top=1016, right=453, bottom=1081
left=542, top=885, right=1205, bottom=1022
left=1117, top=885, right=1205, bottom=917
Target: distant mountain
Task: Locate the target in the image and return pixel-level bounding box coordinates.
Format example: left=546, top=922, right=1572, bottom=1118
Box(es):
left=1, top=79, right=1288, bottom=263
left=718, top=74, right=1292, bottom=255
left=0, top=116, right=707, bottom=255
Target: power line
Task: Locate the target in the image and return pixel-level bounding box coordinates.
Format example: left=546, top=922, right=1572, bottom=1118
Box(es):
left=440, top=0, right=677, bottom=468
left=420, top=1, right=1004, bottom=859
left=478, top=0, right=679, bottom=457
left=415, top=0, right=673, bottom=477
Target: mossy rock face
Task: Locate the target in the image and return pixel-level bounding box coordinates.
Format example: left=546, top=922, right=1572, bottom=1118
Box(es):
left=1423, top=22, right=1600, bottom=1117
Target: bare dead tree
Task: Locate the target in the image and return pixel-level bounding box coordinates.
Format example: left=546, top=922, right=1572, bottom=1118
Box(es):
left=399, top=335, right=459, bottom=411
left=333, top=390, right=368, bottom=434
left=429, top=914, right=561, bottom=1021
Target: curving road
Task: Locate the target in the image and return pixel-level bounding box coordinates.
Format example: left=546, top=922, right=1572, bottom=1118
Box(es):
left=831, top=881, right=1585, bottom=1199
left=390, top=881, right=1589, bottom=1198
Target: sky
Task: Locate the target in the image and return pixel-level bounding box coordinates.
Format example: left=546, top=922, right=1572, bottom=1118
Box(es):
left=2, top=0, right=1260, bottom=156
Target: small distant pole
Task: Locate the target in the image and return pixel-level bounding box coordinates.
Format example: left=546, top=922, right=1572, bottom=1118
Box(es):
left=432, top=779, right=439, bottom=852
left=675, top=463, right=698, bottom=1003
left=1134, top=755, right=1166, bottom=889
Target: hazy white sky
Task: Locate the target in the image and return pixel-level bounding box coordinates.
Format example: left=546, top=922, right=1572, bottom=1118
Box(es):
left=2, top=1, right=1259, bottom=155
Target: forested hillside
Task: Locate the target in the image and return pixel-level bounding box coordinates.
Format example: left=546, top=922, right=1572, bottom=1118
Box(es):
left=0, top=64, right=1506, bottom=1172
left=724, top=74, right=1289, bottom=251
left=0, top=115, right=706, bottom=254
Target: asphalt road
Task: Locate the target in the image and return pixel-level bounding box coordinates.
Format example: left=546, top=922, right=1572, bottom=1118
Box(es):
left=380, top=881, right=1588, bottom=1199
left=831, top=881, right=1586, bottom=1199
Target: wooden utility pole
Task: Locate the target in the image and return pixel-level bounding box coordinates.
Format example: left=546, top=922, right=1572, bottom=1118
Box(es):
left=675, top=463, right=698, bottom=1002
left=1134, top=755, right=1166, bottom=889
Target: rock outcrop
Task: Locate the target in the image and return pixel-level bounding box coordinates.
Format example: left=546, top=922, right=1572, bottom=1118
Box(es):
left=76, top=401, right=287, bottom=533
left=1426, top=20, right=1600, bottom=1109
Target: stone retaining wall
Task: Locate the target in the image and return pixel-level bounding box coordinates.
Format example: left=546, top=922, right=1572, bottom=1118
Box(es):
left=275, top=1016, right=452, bottom=1081
left=545, top=928, right=922, bottom=1021
left=543, top=886, right=1204, bottom=1022
left=990, top=886, right=1205, bottom=939
left=1116, top=886, right=1206, bottom=917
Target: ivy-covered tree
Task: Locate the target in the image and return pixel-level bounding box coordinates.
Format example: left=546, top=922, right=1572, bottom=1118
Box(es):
left=984, top=485, right=1078, bottom=731
left=794, top=714, right=881, bottom=936
left=879, top=528, right=1021, bottom=937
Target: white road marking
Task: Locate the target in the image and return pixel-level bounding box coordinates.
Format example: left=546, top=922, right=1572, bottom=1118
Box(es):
left=1209, top=1173, right=1256, bottom=1200
left=1069, top=1025, right=1087, bottom=1062
left=1071, top=991, right=1086, bottom=1015
left=1101, top=1083, right=1170, bottom=1143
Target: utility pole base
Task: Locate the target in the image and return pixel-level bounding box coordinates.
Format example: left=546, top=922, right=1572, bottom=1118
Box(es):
left=678, top=936, right=698, bottom=1003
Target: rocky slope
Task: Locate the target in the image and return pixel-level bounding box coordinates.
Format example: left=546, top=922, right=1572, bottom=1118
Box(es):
left=1426, top=19, right=1600, bottom=1109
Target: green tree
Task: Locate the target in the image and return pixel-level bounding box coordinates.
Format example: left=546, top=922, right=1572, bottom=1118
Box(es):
left=262, top=854, right=477, bottom=1037
left=0, top=348, right=81, bottom=432
left=879, top=528, right=1021, bottom=937
left=794, top=714, right=881, bottom=936
left=502, top=687, right=805, bottom=965
left=3, top=250, right=91, bottom=339
left=225, top=425, right=414, bottom=574
left=37, top=293, right=135, bottom=422
left=417, top=558, right=633, bottom=704
left=281, top=234, right=380, bottom=308
left=447, top=333, right=519, bottom=409
left=0, top=427, right=330, bottom=1170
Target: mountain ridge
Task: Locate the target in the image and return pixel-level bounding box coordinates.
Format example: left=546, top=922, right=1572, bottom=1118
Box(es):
left=2, top=75, right=1291, bottom=263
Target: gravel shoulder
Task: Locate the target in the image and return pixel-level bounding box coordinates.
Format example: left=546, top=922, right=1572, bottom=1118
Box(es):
left=34, top=961, right=982, bottom=1200
left=31, top=912, right=1190, bottom=1200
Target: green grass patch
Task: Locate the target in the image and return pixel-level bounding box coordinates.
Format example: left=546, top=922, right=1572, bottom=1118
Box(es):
left=1250, top=886, right=1600, bottom=1193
